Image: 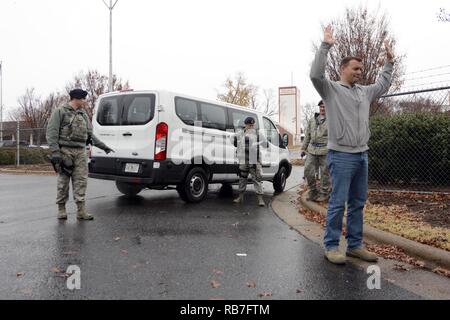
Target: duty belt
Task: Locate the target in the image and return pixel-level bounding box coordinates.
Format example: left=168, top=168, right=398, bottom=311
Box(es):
left=312, top=143, right=327, bottom=147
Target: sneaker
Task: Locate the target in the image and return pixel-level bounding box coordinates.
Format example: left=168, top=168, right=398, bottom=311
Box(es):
left=324, top=250, right=346, bottom=265
left=346, top=248, right=378, bottom=262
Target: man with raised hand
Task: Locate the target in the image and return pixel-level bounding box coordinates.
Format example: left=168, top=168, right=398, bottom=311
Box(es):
left=310, top=25, right=394, bottom=265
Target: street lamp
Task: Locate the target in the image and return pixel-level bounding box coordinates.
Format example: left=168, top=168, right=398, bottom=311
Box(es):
left=0, top=61, right=3, bottom=143
left=102, top=0, right=119, bottom=92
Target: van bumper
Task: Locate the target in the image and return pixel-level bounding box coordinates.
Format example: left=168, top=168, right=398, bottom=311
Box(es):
left=88, top=157, right=188, bottom=185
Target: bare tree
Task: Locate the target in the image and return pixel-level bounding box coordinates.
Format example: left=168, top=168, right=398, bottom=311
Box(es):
left=313, top=5, right=405, bottom=115
left=301, top=102, right=317, bottom=130
left=66, top=69, right=130, bottom=118
left=14, top=89, right=64, bottom=145
left=259, top=89, right=278, bottom=118
left=396, top=97, right=443, bottom=113
left=217, top=72, right=256, bottom=107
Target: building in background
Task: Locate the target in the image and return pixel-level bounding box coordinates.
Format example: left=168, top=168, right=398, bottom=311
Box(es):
left=278, top=86, right=302, bottom=146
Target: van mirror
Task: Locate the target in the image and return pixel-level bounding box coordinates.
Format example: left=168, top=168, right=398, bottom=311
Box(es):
left=282, top=134, right=289, bottom=147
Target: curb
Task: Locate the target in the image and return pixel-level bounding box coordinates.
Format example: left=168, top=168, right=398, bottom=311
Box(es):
left=299, top=191, right=450, bottom=270
left=0, top=168, right=54, bottom=174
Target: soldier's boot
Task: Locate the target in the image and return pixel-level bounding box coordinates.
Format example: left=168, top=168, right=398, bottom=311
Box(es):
left=233, top=193, right=244, bottom=204
left=316, top=193, right=329, bottom=202
left=76, top=202, right=94, bottom=221
left=257, top=194, right=265, bottom=207
left=57, top=204, right=67, bottom=220
left=307, top=189, right=319, bottom=201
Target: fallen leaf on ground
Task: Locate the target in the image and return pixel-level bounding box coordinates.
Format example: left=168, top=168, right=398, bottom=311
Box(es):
left=258, top=291, right=272, bottom=297
left=296, top=289, right=303, bottom=293
left=246, top=281, right=256, bottom=288
left=213, top=269, right=224, bottom=275
left=393, top=264, right=409, bottom=271
left=121, top=250, right=129, bottom=255
left=51, top=267, right=61, bottom=273
left=114, top=237, right=121, bottom=241
left=210, top=280, right=221, bottom=288
left=232, top=222, right=239, bottom=227
left=16, top=272, right=24, bottom=277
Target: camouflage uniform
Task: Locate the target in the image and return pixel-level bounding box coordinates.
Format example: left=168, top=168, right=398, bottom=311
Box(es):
left=234, top=128, right=265, bottom=195
left=302, top=114, right=330, bottom=198
left=46, top=103, right=109, bottom=209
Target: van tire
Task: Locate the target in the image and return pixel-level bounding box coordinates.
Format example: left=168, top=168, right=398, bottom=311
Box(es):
left=177, top=167, right=208, bottom=203
left=273, top=165, right=287, bottom=193
left=116, top=181, right=143, bottom=197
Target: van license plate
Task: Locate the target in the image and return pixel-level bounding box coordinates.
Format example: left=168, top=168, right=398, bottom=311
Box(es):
left=125, top=163, right=140, bottom=173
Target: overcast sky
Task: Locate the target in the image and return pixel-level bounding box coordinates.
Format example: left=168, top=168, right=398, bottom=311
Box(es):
left=1, top=0, right=449, bottom=119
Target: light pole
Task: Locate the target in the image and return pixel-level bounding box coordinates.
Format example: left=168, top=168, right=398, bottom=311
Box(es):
left=0, top=61, right=3, bottom=143
left=103, top=0, right=119, bottom=92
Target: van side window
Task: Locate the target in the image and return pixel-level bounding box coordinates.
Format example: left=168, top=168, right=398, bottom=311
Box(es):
left=123, top=95, right=155, bottom=125
left=263, top=117, right=280, bottom=146
left=200, top=103, right=227, bottom=131
left=230, top=110, right=259, bottom=130
left=175, top=98, right=198, bottom=126
left=97, top=98, right=121, bottom=126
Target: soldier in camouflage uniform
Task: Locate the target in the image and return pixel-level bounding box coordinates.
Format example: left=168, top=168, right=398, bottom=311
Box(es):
left=46, top=89, right=114, bottom=220
left=232, top=117, right=268, bottom=207
left=301, top=100, right=330, bottom=202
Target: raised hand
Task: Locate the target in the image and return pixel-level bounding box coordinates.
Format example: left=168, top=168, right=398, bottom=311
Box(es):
left=384, top=39, right=394, bottom=63
left=324, top=25, right=336, bottom=45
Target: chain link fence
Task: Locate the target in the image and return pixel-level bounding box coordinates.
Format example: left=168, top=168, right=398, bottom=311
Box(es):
left=0, top=126, right=49, bottom=166
left=369, top=86, right=450, bottom=192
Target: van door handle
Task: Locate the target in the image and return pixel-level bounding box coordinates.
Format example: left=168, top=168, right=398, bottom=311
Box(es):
left=123, top=132, right=133, bottom=137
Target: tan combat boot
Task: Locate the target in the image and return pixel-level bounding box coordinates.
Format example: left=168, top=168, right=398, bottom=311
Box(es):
left=57, top=204, right=67, bottom=220
left=233, top=193, right=244, bottom=204
left=76, top=202, right=94, bottom=221
left=346, top=248, right=378, bottom=262
left=257, top=195, right=265, bottom=207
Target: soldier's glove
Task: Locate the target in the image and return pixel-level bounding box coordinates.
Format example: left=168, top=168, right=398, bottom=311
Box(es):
left=104, top=146, right=115, bottom=154
left=301, top=151, right=306, bottom=158
left=51, top=152, right=62, bottom=164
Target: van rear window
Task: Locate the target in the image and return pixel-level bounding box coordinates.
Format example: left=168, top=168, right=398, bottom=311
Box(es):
left=97, top=94, right=155, bottom=126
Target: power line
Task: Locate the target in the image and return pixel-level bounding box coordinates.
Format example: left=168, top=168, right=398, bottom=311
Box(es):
left=401, top=79, right=450, bottom=89
left=402, top=64, right=450, bottom=76
left=402, top=72, right=450, bottom=82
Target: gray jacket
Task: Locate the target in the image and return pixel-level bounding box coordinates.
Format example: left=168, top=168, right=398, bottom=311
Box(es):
left=310, top=42, right=393, bottom=153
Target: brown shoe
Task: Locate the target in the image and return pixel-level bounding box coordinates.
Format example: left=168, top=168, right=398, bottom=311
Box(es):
left=324, top=250, right=346, bottom=265
left=346, top=248, right=378, bottom=262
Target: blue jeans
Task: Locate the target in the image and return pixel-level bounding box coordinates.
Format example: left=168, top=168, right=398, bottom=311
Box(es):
left=324, top=150, right=368, bottom=251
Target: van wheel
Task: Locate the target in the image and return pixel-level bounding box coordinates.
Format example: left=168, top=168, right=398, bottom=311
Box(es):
left=116, top=181, right=143, bottom=197
left=273, top=166, right=287, bottom=193
left=178, top=167, right=208, bottom=203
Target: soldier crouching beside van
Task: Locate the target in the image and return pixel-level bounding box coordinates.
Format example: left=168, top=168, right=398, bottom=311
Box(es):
left=46, top=89, right=114, bottom=220
left=233, top=117, right=268, bottom=207
left=301, top=100, right=330, bottom=202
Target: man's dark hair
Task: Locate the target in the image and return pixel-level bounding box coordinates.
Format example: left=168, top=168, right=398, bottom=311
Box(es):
left=340, top=56, right=363, bottom=69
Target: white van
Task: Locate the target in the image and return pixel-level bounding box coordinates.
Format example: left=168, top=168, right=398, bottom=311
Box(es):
left=88, top=90, right=292, bottom=203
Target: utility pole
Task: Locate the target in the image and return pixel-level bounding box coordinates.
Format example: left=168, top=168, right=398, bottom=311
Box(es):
left=103, top=0, right=119, bottom=92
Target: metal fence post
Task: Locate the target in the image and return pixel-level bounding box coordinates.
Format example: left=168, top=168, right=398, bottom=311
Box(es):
left=16, top=119, right=19, bottom=166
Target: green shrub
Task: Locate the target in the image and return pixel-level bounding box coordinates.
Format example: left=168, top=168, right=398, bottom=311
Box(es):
left=369, top=113, right=450, bottom=186
left=0, top=147, right=51, bottom=165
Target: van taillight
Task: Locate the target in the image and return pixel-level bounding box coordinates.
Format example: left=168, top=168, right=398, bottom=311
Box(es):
left=154, top=122, right=168, bottom=161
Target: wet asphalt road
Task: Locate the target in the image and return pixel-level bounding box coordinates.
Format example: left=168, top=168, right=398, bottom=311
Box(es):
left=0, top=167, right=420, bottom=300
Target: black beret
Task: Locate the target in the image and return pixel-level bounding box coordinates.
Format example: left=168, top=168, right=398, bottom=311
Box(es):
left=244, top=117, right=255, bottom=125
left=69, top=89, right=88, bottom=100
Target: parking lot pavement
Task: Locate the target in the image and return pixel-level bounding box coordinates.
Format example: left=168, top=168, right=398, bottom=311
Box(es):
left=0, top=169, right=420, bottom=299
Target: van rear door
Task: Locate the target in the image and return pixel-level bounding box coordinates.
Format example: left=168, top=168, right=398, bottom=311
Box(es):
left=92, top=93, right=158, bottom=164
